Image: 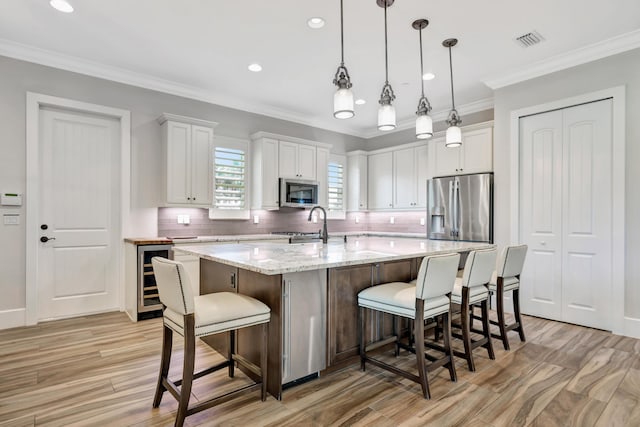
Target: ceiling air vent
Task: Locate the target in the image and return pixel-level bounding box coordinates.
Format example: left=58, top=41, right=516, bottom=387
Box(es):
left=515, top=30, right=545, bottom=48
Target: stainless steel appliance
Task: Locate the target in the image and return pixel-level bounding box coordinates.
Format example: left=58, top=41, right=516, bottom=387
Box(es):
left=279, top=178, right=319, bottom=208
left=137, top=244, right=172, bottom=319
left=427, top=173, right=493, bottom=242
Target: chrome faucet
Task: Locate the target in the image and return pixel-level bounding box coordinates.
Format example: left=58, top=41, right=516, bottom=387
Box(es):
left=308, top=206, right=328, bottom=244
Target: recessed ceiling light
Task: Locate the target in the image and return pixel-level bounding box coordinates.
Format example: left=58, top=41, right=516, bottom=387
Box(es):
left=248, top=63, right=262, bottom=72
left=307, top=17, right=325, bottom=29
left=422, top=72, right=435, bottom=81
left=50, top=0, right=74, bottom=13
left=355, top=99, right=366, bottom=105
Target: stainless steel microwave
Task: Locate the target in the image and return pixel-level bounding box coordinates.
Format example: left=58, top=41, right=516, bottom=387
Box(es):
left=279, top=178, right=319, bottom=208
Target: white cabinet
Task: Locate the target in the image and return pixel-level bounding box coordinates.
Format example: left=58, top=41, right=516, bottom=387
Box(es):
left=347, top=151, right=368, bottom=211
left=159, top=114, right=218, bottom=207
left=251, top=137, right=280, bottom=210
left=431, top=126, right=493, bottom=177
left=368, top=151, right=393, bottom=210
left=316, top=147, right=329, bottom=207
left=279, top=141, right=316, bottom=180
left=393, top=145, right=428, bottom=209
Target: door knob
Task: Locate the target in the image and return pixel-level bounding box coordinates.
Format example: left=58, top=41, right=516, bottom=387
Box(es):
left=40, top=236, right=56, bottom=243
left=41, top=224, right=48, bottom=230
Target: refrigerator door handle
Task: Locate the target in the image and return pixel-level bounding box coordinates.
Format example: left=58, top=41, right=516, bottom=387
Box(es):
left=454, top=179, right=460, bottom=238
left=448, top=181, right=455, bottom=237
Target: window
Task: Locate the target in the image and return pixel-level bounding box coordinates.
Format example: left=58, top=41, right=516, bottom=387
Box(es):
left=327, top=154, right=346, bottom=219
left=209, top=137, right=250, bottom=220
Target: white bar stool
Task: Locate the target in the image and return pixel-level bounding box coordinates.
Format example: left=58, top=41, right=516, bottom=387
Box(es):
left=450, top=247, right=497, bottom=371
left=151, top=257, right=270, bottom=427
left=357, top=252, right=460, bottom=399
left=489, top=244, right=528, bottom=350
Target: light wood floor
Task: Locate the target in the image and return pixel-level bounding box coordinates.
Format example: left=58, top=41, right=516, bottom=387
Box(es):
left=2, top=311, right=640, bottom=427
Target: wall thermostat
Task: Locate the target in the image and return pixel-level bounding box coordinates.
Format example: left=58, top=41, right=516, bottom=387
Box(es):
left=1, top=193, right=23, bottom=206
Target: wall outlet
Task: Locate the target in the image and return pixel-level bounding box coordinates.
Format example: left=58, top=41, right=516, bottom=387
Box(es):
left=177, top=214, right=190, bottom=224
left=253, top=215, right=260, bottom=224
left=3, top=214, right=19, bottom=225
left=390, top=216, right=395, bottom=224
left=355, top=215, right=359, bottom=224
left=312, top=213, right=318, bottom=223
left=420, top=217, right=425, bottom=226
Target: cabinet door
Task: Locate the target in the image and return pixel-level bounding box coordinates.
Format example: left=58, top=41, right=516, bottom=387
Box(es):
left=393, top=147, right=416, bottom=209
left=166, top=121, right=191, bottom=204
left=262, top=138, right=280, bottom=208
left=460, top=127, right=493, bottom=174
left=347, top=153, right=368, bottom=211
left=368, top=152, right=393, bottom=210
left=327, top=264, right=373, bottom=366
left=298, top=144, right=317, bottom=180
left=433, top=138, right=461, bottom=177
left=190, top=125, right=214, bottom=205
left=278, top=141, right=299, bottom=178
left=416, top=145, right=429, bottom=207
left=316, top=147, right=329, bottom=207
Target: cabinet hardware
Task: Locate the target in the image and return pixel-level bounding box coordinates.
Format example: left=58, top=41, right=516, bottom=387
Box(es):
left=230, top=272, right=236, bottom=289
left=40, top=236, right=55, bottom=243
left=40, top=224, right=48, bottom=230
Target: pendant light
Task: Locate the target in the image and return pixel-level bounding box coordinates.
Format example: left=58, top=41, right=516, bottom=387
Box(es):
left=377, top=0, right=396, bottom=131
left=443, top=38, right=462, bottom=147
left=413, top=19, right=433, bottom=140
left=333, top=0, right=354, bottom=119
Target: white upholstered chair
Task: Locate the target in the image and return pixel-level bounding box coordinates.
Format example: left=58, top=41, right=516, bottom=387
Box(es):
left=151, top=257, right=270, bottom=427
left=489, top=245, right=528, bottom=350
left=357, top=252, right=460, bottom=399
left=450, top=247, right=497, bottom=371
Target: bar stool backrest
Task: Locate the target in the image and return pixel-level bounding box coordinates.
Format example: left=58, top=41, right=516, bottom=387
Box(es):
left=415, top=253, right=460, bottom=300
left=497, top=245, right=528, bottom=279
left=152, top=257, right=195, bottom=315
left=460, top=248, right=497, bottom=288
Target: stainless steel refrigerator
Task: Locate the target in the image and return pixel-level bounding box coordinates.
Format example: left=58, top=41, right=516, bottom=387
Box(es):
left=427, top=173, right=493, bottom=242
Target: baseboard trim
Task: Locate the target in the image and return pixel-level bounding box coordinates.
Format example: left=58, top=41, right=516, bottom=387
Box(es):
left=619, top=316, right=640, bottom=339
left=0, top=308, right=26, bottom=330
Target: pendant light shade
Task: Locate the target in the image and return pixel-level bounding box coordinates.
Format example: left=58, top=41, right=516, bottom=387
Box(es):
left=377, top=0, right=396, bottom=131
left=333, top=0, right=354, bottom=119
left=413, top=19, right=433, bottom=140
left=443, top=38, right=462, bottom=147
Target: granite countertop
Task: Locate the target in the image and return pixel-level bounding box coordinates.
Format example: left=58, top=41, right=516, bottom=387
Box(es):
left=124, top=231, right=427, bottom=245
left=172, top=236, right=494, bottom=275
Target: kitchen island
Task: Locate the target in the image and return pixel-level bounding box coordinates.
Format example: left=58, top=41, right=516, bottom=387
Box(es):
left=173, top=236, right=493, bottom=399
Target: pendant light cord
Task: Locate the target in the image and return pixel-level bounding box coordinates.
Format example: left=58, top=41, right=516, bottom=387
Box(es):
left=448, top=46, right=456, bottom=110
left=384, top=2, right=389, bottom=84
left=419, top=28, right=425, bottom=97
left=340, top=0, right=345, bottom=65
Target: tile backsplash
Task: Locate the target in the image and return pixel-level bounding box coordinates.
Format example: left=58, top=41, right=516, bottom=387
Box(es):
left=158, top=208, right=428, bottom=237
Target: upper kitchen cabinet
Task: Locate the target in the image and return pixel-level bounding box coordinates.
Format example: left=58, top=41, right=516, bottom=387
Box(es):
left=368, top=151, right=393, bottom=210
left=159, top=113, right=218, bottom=207
left=347, top=151, right=368, bottom=211
left=250, top=136, right=280, bottom=210
left=393, top=144, right=429, bottom=209
left=431, top=123, right=493, bottom=177
left=279, top=141, right=316, bottom=180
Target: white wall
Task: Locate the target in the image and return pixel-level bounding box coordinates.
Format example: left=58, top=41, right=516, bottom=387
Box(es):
left=0, top=55, right=365, bottom=317
left=493, top=48, right=640, bottom=318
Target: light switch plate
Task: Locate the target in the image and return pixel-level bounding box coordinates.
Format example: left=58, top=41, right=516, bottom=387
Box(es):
left=390, top=216, right=395, bottom=224
left=355, top=215, right=359, bottom=224
left=253, top=215, right=259, bottom=224
left=3, top=214, right=19, bottom=225
left=420, top=217, right=425, bottom=226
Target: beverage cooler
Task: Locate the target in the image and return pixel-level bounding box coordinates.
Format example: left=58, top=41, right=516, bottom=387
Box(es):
left=137, top=244, right=172, bottom=319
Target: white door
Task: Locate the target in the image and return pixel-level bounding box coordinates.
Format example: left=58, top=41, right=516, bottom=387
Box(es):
left=38, top=108, right=120, bottom=321
left=519, top=99, right=613, bottom=330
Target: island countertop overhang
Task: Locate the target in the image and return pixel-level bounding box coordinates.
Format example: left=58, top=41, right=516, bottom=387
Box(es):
left=172, top=236, right=494, bottom=275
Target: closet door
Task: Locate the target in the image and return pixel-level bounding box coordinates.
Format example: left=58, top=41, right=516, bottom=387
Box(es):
left=519, top=99, right=613, bottom=330
left=519, top=110, right=564, bottom=321
left=561, top=100, right=612, bottom=329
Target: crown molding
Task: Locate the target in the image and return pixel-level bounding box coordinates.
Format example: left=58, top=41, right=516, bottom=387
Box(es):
left=484, top=29, right=640, bottom=90
left=0, top=38, right=368, bottom=138
left=358, top=97, right=495, bottom=139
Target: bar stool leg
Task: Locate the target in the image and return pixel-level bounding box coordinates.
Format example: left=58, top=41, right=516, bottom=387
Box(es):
left=153, top=324, right=173, bottom=408
left=176, top=316, right=196, bottom=427
left=261, top=322, right=268, bottom=401
left=414, top=300, right=430, bottom=399
left=443, top=310, right=457, bottom=382
left=228, top=330, right=236, bottom=378
left=496, top=280, right=510, bottom=350
left=481, top=299, right=495, bottom=360
left=359, top=306, right=367, bottom=371
left=513, top=288, right=526, bottom=342
left=460, top=289, right=475, bottom=372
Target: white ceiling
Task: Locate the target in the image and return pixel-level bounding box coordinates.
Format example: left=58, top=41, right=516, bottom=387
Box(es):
left=1, top=0, right=639, bottom=138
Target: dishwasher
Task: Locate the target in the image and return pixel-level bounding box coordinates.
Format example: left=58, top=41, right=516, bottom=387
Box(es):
left=281, top=270, right=327, bottom=386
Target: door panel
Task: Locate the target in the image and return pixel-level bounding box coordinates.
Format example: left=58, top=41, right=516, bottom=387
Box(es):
left=561, top=100, right=612, bottom=329
left=520, top=111, right=563, bottom=321
left=190, top=125, right=213, bottom=205
left=39, top=108, right=120, bottom=320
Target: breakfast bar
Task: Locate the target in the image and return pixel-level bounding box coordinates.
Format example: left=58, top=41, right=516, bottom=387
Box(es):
left=173, top=236, right=493, bottom=399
